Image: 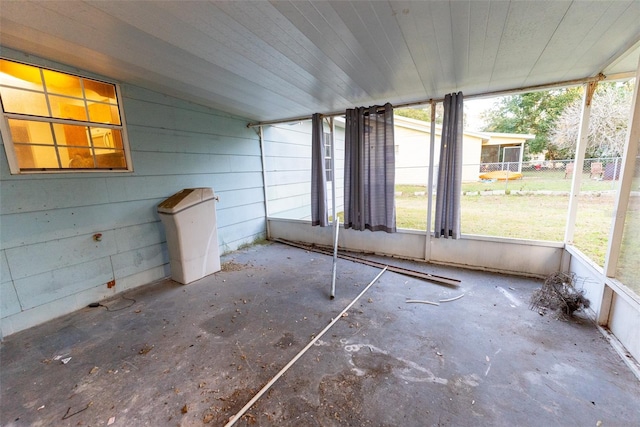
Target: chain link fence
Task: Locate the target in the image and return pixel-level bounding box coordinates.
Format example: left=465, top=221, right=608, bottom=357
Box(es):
left=462, top=157, right=623, bottom=194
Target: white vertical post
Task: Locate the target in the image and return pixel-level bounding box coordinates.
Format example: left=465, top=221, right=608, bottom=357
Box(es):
left=604, top=56, right=640, bottom=278
left=330, top=117, right=337, bottom=222
left=564, top=81, right=597, bottom=245
left=259, top=126, right=271, bottom=239
left=597, top=59, right=640, bottom=326
left=425, top=100, right=436, bottom=261
left=330, top=217, right=339, bottom=299
left=329, top=116, right=339, bottom=299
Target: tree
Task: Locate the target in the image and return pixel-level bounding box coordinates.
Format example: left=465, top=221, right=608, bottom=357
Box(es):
left=550, top=81, right=633, bottom=159
left=481, top=88, right=582, bottom=156
left=395, top=105, right=444, bottom=124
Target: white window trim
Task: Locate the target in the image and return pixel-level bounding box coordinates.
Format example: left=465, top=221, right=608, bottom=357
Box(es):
left=324, top=130, right=332, bottom=182
left=0, top=60, right=133, bottom=174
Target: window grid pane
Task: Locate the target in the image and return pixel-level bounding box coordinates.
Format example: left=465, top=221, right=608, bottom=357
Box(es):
left=64, top=147, right=95, bottom=168
left=8, top=119, right=54, bottom=145
left=52, top=123, right=90, bottom=148
left=83, top=79, right=117, bottom=103
left=87, top=102, right=121, bottom=125
left=0, top=58, right=129, bottom=172
left=94, top=149, right=126, bottom=168
left=0, top=60, right=44, bottom=90
left=0, top=87, right=49, bottom=116
left=48, top=95, right=88, bottom=121
left=42, top=69, right=84, bottom=98
left=16, top=144, right=60, bottom=169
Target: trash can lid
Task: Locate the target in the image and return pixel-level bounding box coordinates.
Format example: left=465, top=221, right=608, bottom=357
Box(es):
left=157, top=188, right=215, bottom=214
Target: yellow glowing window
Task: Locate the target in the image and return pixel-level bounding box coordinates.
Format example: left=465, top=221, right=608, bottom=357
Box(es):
left=0, top=58, right=131, bottom=173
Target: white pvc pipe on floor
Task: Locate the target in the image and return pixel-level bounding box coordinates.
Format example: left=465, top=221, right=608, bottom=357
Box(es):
left=224, top=266, right=388, bottom=427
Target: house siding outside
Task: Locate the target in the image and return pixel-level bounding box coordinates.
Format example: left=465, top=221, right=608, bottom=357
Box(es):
left=0, top=49, right=266, bottom=337
left=264, top=115, right=507, bottom=223
left=394, top=116, right=484, bottom=184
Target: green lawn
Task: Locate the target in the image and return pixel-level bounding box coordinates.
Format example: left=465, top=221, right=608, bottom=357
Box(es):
left=337, top=175, right=634, bottom=288
left=394, top=188, right=616, bottom=267
left=339, top=175, right=620, bottom=267
left=302, top=174, right=636, bottom=289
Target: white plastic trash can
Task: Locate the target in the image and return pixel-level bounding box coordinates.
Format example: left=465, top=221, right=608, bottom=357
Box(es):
left=158, top=188, right=221, bottom=284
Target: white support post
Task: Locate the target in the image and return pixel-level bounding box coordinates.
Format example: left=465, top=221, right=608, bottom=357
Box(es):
left=604, top=56, right=640, bottom=278
left=598, top=57, right=639, bottom=327
left=330, top=117, right=337, bottom=222
left=564, top=81, right=597, bottom=245
left=597, top=286, right=615, bottom=327
left=329, top=116, right=338, bottom=300
left=425, top=100, right=436, bottom=261
left=259, top=126, right=271, bottom=239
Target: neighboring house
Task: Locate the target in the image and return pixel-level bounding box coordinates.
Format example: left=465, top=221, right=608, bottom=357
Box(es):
left=394, top=115, right=534, bottom=184
left=266, top=115, right=534, bottom=224
left=479, top=132, right=536, bottom=172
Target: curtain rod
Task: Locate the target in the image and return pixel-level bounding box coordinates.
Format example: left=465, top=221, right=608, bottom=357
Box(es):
left=246, top=73, right=608, bottom=128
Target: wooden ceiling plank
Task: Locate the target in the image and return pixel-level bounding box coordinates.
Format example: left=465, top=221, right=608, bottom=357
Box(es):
left=347, top=0, right=424, bottom=95
left=528, top=1, right=629, bottom=82
left=214, top=1, right=362, bottom=104
left=463, top=0, right=493, bottom=92
left=372, top=1, right=428, bottom=94
left=427, top=1, right=457, bottom=92
left=276, top=0, right=396, bottom=101
left=568, top=1, right=640, bottom=79
left=294, top=2, right=396, bottom=106
left=1, top=3, right=310, bottom=121
left=271, top=1, right=371, bottom=88
left=448, top=0, right=472, bottom=90
left=154, top=1, right=354, bottom=108
left=391, top=0, right=437, bottom=97
left=490, top=1, right=572, bottom=87
left=480, top=0, right=510, bottom=86
left=88, top=1, right=328, bottom=111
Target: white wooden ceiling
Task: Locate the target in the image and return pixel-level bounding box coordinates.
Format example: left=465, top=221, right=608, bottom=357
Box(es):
left=1, top=1, right=639, bottom=122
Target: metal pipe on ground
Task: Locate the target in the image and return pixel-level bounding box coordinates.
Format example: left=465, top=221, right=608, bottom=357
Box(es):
left=272, top=238, right=460, bottom=288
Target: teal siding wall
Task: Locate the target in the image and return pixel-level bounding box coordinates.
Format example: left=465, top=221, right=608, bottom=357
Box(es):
left=263, top=122, right=313, bottom=220
left=263, top=121, right=344, bottom=221
left=0, top=50, right=265, bottom=337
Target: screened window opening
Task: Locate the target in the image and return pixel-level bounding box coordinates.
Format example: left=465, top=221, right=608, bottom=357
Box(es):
left=0, top=58, right=131, bottom=173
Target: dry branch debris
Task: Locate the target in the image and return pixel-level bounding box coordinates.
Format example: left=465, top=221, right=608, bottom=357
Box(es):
left=530, top=272, right=590, bottom=318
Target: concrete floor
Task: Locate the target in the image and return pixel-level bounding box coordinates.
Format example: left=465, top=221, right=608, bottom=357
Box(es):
left=1, top=241, right=639, bottom=427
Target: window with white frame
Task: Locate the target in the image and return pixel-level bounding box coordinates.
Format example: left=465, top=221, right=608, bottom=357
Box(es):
left=0, top=58, right=132, bottom=173
left=324, top=131, right=333, bottom=182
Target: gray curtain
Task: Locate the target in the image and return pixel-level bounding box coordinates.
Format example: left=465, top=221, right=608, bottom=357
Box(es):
left=344, top=103, right=396, bottom=233
left=434, top=92, right=463, bottom=239
left=311, top=113, right=328, bottom=226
